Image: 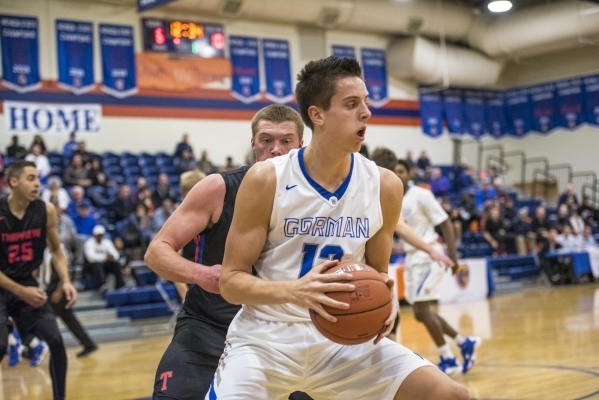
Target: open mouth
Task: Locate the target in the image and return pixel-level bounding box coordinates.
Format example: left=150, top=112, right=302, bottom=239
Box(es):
left=357, top=127, right=366, bottom=138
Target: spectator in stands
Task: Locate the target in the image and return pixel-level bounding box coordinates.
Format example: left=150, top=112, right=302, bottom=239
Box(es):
left=483, top=206, right=516, bottom=254
left=151, top=173, right=177, bottom=208
left=475, top=179, right=497, bottom=210
left=112, top=184, right=136, bottom=222
left=196, top=150, right=216, bottom=175
left=569, top=208, right=585, bottom=236
left=62, top=133, right=79, bottom=159
left=556, top=224, right=581, bottom=252
left=24, top=144, right=51, bottom=186
left=132, top=176, right=149, bottom=203
left=487, top=166, right=504, bottom=188
left=556, top=204, right=571, bottom=232
left=457, top=166, right=475, bottom=191
left=579, top=196, right=597, bottom=226
left=153, top=199, right=174, bottom=232
left=501, top=196, right=517, bottom=229
left=88, top=158, right=107, bottom=187
left=429, top=167, right=451, bottom=198
left=29, top=134, right=48, bottom=155
left=66, top=185, right=93, bottom=219
left=141, top=187, right=156, bottom=215
left=6, top=135, right=27, bottom=159
left=581, top=225, right=597, bottom=249
left=405, top=150, right=414, bottom=169
left=512, top=207, right=534, bottom=255
left=416, top=150, right=430, bottom=172
left=73, top=203, right=97, bottom=237
left=41, top=177, right=71, bottom=212
left=84, top=225, right=125, bottom=291
left=558, top=183, right=579, bottom=207
left=438, top=197, right=462, bottom=245
left=121, top=204, right=154, bottom=252
left=177, top=149, right=195, bottom=174
left=531, top=206, right=552, bottom=248
left=219, top=156, right=239, bottom=172
left=174, top=133, right=193, bottom=159
left=63, top=154, right=91, bottom=188
left=458, top=191, right=480, bottom=232
left=72, top=141, right=92, bottom=167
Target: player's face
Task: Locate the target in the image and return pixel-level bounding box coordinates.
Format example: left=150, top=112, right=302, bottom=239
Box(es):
left=12, top=166, right=40, bottom=201
left=251, top=120, right=303, bottom=162
left=394, top=164, right=411, bottom=187
left=320, top=76, right=371, bottom=153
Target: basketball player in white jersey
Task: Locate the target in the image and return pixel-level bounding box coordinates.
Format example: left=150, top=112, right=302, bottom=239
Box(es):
left=393, top=157, right=482, bottom=375
left=209, top=56, right=468, bottom=399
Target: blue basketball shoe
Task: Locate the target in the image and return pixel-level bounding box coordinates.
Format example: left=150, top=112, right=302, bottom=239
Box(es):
left=8, top=331, right=22, bottom=367
left=438, top=356, right=462, bottom=375
left=30, top=342, right=48, bottom=367
left=460, top=336, right=482, bottom=374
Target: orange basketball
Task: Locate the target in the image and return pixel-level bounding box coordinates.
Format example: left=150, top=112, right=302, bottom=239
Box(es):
left=309, top=261, right=392, bottom=345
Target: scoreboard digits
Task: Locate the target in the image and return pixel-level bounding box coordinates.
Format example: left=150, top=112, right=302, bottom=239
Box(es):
left=142, top=18, right=225, bottom=57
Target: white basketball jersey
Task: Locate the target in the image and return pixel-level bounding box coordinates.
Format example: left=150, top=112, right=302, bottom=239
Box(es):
left=243, top=148, right=383, bottom=322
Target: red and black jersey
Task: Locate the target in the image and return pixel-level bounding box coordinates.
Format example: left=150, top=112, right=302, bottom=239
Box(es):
left=0, top=196, right=47, bottom=286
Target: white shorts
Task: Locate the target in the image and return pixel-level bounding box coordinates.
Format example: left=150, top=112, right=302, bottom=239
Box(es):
left=403, top=257, right=446, bottom=304
left=206, top=311, right=432, bottom=400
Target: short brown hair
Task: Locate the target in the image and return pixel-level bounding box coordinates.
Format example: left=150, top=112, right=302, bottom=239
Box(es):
left=251, top=104, right=304, bottom=140
left=370, top=147, right=398, bottom=172
left=7, top=160, right=37, bottom=188
left=180, top=170, right=205, bottom=197
left=296, top=56, right=362, bottom=130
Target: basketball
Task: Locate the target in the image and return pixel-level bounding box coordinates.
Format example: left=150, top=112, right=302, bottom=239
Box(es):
left=309, top=262, right=392, bottom=345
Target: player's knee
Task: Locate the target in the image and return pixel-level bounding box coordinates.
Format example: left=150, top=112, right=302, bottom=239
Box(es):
left=413, top=307, right=429, bottom=323
left=444, top=382, right=469, bottom=400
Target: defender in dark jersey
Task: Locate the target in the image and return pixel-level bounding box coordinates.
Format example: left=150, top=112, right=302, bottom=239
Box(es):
left=146, top=105, right=309, bottom=400
left=0, top=160, right=77, bottom=400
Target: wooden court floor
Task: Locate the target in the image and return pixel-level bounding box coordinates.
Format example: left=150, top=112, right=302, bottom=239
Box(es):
left=1, top=283, right=598, bottom=400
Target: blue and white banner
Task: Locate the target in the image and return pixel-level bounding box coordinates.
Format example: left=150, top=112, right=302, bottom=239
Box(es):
left=229, top=36, right=261, bottom=104
left=332, top=45, right=355, bottom=59
left=138, top=0, right=178, bottom=12
left=99, top=24, right=137, bottom=98
left=529, top=83, right=558, bottom=134
left=442, top=89, right=464, bottom=135
left=504, top=88, right=532, bottom=138
left=464, top=90, right=485, bottom=138
left=556, top=78, right=585, bottom=129
left=583, top=75, right=599, bottom=126
left=484, top=91, right=507, bottom=139
left=262, top=39, right=293, bottom=104
left=419, top=90, right=444, bottom=138
left=0, top=15, right=41, bottom=93
left=4, top=101, right=101, bottom=135
left=361, top=48, right=388, bottom=108
left=56, top=20, right=94, bottom=95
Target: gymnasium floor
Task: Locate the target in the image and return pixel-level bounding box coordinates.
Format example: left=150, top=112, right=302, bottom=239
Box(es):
left=1, top=283, right=598, bottom=400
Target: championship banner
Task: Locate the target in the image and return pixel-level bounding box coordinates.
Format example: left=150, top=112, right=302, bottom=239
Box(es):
left=442, top=89, right=464, bottom=135
left=361, top=48, right=388, bottom=108
left=332, top=45, right=355, bottom=59
left=138, top=0, right=178, bottom=12
left=464, top=90, right=485, bottom=138
left=583, top=74, right=599, bottom=126
left=504, top=88, right=532, bottom=138
left=262, top=39, right=293, bottom=104
left=56, top=20, right=94, bottom=95
left=556, top=78, right=584, bottom=129
left=484, top=90, right=507, bottom=139
left=99, top=24, right=137, bottom=98
left=418, top=90, right=444, bottom=137
left=529, top=83, right=558, bottom=134
left=0, top=15, right=41, bottom=93
left=4, top=100, right=101, bottom=135
left=229, top=36, right=261, bottom=104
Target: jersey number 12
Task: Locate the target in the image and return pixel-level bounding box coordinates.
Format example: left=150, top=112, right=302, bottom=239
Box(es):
left=299, top=243, right=344, bottom=278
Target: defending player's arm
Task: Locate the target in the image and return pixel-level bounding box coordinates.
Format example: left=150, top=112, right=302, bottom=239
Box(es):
left=364, top=168, right=403, bottom=344
left=46, top=202, right=78, bottom=308
left=220, top=162, right=354, bottom=321
left=395, top=217, right=455, bottom=268
left=145, top=174, right=226, bottom=293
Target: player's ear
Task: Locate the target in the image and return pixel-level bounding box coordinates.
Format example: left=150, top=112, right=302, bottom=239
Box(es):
left=308, top=105, right=323, bottom=127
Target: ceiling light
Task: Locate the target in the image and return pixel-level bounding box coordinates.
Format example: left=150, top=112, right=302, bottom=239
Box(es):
left=488, top=1, right=512, bottom=12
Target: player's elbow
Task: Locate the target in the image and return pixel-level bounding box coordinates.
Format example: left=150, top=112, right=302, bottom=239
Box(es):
left=144, top=242, right=159, bottom=272
left=219, top=270, right=242, bottom=305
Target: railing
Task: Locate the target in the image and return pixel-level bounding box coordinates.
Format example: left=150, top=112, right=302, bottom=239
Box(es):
left=582, top=182, right=599, bottom=207
left=532, top=168, right=557, bottom=199
left=572, top=171, right=597, bottom=204
left=523, top=157, right=549, bottom=189
left=478, top=143, right=503, bottom=176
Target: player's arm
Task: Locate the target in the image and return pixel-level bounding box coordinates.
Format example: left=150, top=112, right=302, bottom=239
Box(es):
left=0, top=271, right=47, bottom=308
left=46, top=202, right=77, bottom=308
left=145, top=174, right=225, bottom=293
left=420, top=190, right=459, bottom=273
left=395, top=216, right=455, bottom=268
left=437, top=219, right=459, bottom=274
left=365, top=169, right=403, bottom=344
left=219, top=162, right=354, bottom=321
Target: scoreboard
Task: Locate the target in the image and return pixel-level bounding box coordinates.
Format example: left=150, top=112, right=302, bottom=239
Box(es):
left=142, top=18, right=225, bottom=57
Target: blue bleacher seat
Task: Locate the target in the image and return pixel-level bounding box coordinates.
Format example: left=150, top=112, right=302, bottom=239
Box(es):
left=120, top=157, right=138, bottom=168
left=155, top=156, right=174, bottom=167
left=138, top=155, right=156, bottom=167
left=123, top=165, right=141, bottom=177
left=159, top=165, right=177, bottom=175
left=104, top=165, right=123, bottom=176
left=102, top=157, right=120, bottom=168
left=141, top=166, right=159, bottom=176
left=49, top=154, right=63, bottom=166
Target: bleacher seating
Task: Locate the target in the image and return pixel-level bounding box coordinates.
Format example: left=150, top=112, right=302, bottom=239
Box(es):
left=487, top=255, right=540, bottom=280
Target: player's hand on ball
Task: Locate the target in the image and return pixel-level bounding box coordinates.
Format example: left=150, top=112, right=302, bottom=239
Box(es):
left=374, top=278, right=398, bottom=345
left=198, top=264, right=222, bottom=294
left=19, top=286, right=48, bottom=308
left=292, top=260, right=354, bottom=323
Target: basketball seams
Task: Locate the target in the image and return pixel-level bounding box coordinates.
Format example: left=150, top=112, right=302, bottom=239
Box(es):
left=323, top=299, right=391, bottom=317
